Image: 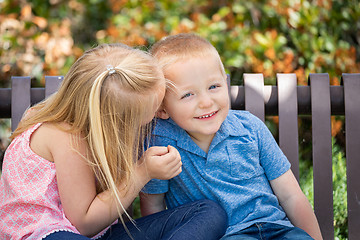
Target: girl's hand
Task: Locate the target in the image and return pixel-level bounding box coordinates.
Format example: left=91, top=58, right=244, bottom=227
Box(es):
left=140, top=145, right=182, bottom=180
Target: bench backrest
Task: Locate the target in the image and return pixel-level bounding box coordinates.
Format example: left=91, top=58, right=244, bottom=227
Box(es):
left=231, top=73, right=360, bottom=240
left=8, top=76, right=64, bottom=131
left=4, top=73, right=360, bottom=240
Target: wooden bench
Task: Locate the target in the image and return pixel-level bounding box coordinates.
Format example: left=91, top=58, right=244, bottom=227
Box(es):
left=0, top=73, right=359, bottom=239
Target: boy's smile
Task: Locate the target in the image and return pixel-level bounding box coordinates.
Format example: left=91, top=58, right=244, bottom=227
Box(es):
left=159, top=55, right=229, bottom=151
left=195, top=110, right=218, bottom=119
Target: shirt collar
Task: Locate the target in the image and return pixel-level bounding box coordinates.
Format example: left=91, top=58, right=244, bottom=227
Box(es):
left=208, top=110, right=249, bottom=151
left=152, top=110, right=249, bottom=156
left=153, top=118, right=206, bottom=157
left=218, top=110, right=249, bottom=137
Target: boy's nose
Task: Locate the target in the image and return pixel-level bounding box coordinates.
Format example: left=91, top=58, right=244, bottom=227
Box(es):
left=198, top=94, right=213, bottom=108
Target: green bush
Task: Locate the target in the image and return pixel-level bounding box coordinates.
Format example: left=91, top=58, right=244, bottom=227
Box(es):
left=1, top=0, right=359, bottom=86
left=332, top=140, right=348, bottom=239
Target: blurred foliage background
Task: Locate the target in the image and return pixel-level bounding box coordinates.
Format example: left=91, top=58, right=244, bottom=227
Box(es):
left=1, top=0, right=359, bottom=239
left=1, top=0, right=359, bottom=87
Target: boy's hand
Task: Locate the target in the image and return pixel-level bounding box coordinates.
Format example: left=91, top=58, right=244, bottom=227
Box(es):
left=141, top=145, right=182, bottom=180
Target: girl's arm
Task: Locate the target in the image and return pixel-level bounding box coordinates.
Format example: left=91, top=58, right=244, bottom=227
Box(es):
left=270, top=169, right=323, bottom=240
left=139, top=192, right=166, bottom=216
left=39, top=124, right=181, bottom=237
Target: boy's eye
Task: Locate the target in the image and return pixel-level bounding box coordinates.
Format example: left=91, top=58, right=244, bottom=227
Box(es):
left=181, top=93, right=192, bottom=99
left=209, top=84, right=219, bottom=90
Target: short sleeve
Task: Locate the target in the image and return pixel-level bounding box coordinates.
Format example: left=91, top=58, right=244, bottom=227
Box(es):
left=141, top=178, right=169, bottom=194
left=253, top=116, right=290, bottom=180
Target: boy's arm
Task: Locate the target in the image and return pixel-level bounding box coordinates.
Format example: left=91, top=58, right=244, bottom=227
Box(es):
left=270, top=169, right=323, bottom=240
left=140, top=192, right=166, bottom=216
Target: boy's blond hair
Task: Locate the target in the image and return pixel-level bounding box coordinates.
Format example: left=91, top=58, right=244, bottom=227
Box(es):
left=12, top=43, right=164, bottom=227
left=150, top=33, right=226, bottom=78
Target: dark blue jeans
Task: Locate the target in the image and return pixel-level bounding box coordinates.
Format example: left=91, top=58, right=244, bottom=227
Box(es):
left=220, top=222, right=314, bottom=240
left=43, top=199, right=227, bottom=240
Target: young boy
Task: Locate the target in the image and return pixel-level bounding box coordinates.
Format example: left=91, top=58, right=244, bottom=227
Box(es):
left=140, top=33, right=323, bottom=240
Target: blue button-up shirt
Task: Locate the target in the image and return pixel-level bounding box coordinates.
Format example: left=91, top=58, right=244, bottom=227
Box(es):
left=143, top=110, right=293, bottom=236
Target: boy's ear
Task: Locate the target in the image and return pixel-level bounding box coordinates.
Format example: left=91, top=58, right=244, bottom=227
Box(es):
left=156, top=107, right=170, bottom=119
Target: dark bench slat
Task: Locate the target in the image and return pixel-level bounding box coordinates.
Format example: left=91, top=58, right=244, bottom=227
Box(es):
left=244, top=73, right=265, bottom=122
left=0, top=88, right=11, bottom=118
left=11, top=77, right=31, bottom=131
left=45, top=76, right=63, bottom=98
left=10, top=76, right=63, bottom=131
left=309, top=73, right=334, bottom=240
left=277, top=73, right=299, bottom=181
left=230, top=85, right=245, bottom=111
left=342, top=73, right=360, bottom=240
left=1, top=84, right=347, bottom=118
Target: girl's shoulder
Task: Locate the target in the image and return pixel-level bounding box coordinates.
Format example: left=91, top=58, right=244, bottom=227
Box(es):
left=30, top=122, right=78, bottom=163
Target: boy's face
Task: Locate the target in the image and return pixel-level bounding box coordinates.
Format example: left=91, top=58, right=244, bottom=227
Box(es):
left=160, top=55, right=229, bottom=143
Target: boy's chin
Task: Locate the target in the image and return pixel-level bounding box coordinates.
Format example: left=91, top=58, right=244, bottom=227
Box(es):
left=187, top=128, right=220, bottom=138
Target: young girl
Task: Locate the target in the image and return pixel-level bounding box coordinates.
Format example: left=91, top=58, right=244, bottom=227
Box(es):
left=0, top=43, right=227, bottom=240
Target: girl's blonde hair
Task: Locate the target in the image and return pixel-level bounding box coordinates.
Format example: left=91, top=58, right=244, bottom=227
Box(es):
left=150, top=33, right=226, bottom=78
left=12, top=43, right=164, bottom=226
